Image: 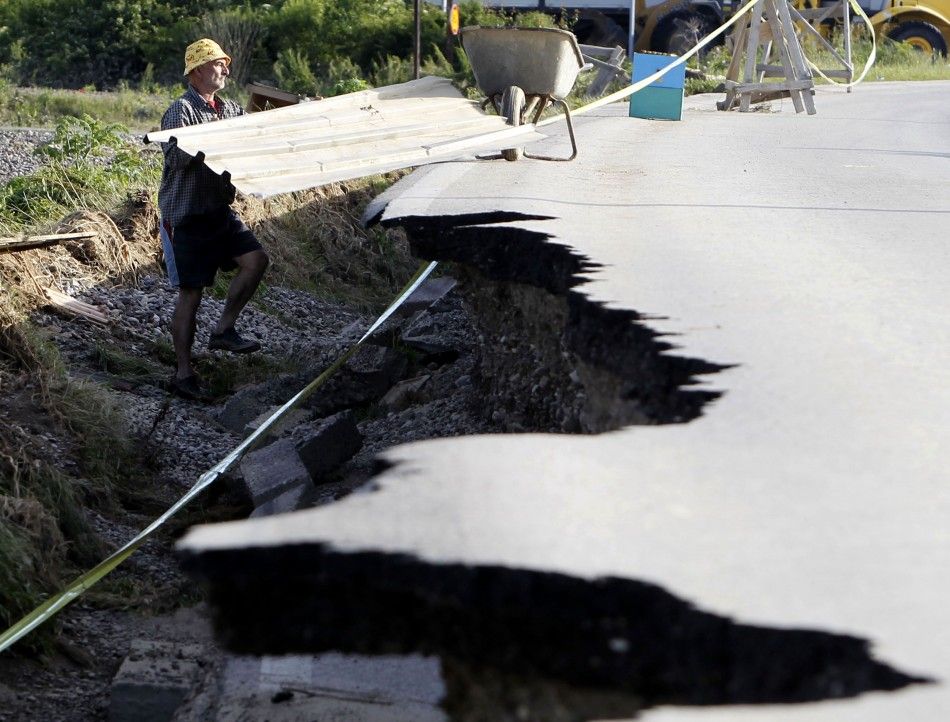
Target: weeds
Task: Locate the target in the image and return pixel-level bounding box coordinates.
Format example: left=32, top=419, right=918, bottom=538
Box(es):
left=0, top=82, right=179, bottom=129
left=0, top=114, right=160, bottom=234
left=93, top=343, right=166, bottom=385
left=236, top=173, right=415, bottom=311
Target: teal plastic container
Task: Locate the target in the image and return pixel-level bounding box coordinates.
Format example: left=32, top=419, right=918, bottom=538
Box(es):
left=629, top=52, right=685, bottom=121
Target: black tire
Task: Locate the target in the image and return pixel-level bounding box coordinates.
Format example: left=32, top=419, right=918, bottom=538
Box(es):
left=887, top=20, right=948, bottom=57
left=572, top=10, right=628, bottom=48
left=501, top=85, right=525, bottom=162
left=652, top=12, right=711, bottom=57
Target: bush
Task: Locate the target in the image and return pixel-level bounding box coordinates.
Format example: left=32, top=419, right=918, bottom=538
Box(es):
left=320, top=57, right=369, bottom=97
left=264, top=0, right=445, bottom=77
left=273, top=48, right=320, bottom=96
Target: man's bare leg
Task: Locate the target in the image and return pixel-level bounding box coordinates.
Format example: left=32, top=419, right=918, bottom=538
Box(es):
left=212, top=249, right=269, bottom=335
left=171, top=287, right=203, bottom=379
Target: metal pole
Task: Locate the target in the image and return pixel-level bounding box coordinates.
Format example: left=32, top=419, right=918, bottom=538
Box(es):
left=842, top=0, right=853, bottom=93
left=445, top=3, right=456, bottom=65
left=628, top=0, right=636, bottom=58
left=414, top=0, right=422, bottom=80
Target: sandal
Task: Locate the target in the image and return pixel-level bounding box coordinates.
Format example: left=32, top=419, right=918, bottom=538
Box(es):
left=208, top=328, right=261, bottom=354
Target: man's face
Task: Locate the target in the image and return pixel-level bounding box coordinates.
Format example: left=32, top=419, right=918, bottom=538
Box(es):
left=191, top=58, right=230, bottom=95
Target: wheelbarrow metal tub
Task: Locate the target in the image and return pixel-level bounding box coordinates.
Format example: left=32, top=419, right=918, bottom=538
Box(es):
left=461, top=26, right=585, bottom=100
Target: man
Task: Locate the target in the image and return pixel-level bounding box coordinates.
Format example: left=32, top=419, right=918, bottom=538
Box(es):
left=158, top=38, right=269, bottom=401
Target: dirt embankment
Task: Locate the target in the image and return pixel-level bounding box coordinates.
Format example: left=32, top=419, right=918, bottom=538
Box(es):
left=0, top=182, right=507, bottom=720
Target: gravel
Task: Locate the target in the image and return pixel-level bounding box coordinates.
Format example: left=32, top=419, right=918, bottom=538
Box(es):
left=0, top=125, right=523, bottom=719
left=2, top=253, right=515, bottom=719
left=0, top=128, right=53, bottom=186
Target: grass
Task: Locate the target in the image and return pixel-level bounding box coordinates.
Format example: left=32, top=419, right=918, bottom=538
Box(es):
left=802, top=32, right=950, bottom=82
left=235, top=174, right=417, bottom=312
left=0, top=29, right=945, bottom=132
left=0, top=81, right=177, bottom=130
left=94, top=342, right=167, bottom=385
left=150, top=335, right=300, bottom=399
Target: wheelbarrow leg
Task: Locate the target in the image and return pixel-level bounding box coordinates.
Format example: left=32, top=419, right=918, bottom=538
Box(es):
left=524, top=98, right=578, bottom=162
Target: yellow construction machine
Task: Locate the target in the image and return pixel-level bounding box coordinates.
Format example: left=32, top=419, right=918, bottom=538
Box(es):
left=799, top=0, right=950, bottom=56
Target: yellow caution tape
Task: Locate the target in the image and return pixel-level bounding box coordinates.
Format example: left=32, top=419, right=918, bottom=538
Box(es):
left=801, top=0, right=877, bottom=87
left=0, top=260, right=437, bottom=654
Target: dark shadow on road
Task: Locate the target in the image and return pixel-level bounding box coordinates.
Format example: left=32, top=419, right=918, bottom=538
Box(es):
left=182, top=545, right=932, bottom=717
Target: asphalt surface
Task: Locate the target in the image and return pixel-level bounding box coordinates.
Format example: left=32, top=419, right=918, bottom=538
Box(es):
left=182, top=81, right=950, bottom=720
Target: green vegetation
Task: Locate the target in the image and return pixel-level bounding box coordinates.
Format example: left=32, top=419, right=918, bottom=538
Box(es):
left=0, top=328, right=146, bottom=650
left=0, top=113, right=160, bottom=233
left=0, top=80, right=178, bottom=128
left=0, top=0, right=557, bottom=94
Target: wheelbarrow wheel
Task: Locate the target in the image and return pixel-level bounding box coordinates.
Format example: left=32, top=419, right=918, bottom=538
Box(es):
left=501, top=85, right=526, bottom=162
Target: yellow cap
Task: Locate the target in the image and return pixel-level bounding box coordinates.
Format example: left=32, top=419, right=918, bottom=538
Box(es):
left=183, top=39, right=231, bottom=76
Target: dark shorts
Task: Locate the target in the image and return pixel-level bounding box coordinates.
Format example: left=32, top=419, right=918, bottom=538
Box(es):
left=160, top=207, right=262, bottom=288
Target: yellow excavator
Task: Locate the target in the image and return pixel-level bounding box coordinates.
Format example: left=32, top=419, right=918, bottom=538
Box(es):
left=798, top=0, right=949, bottom=56
left=476, top=0, right=727, bottom=56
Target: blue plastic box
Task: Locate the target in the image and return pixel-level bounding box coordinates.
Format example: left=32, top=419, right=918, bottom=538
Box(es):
left=629, top=52, right=684, bottom=121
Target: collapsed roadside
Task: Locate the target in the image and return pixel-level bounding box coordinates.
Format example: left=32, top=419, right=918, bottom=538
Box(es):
left=0, top=125, right=507, bottom=718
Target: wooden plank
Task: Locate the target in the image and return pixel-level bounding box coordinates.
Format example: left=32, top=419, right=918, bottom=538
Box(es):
left=43, top=287, right=110, bottom=324
left=586, top=46, right=627, bottom=98
left=740, top=1, right=767, bottom=112
left=774, top=0, right=816, bottom=113
left=723, top=79, right=814, bottom=91
left=842, top=0, right=854, bottom=92
left=201, top=117, right=501, bottom=164
left=758, top=64, right=851, bottom=78
left=245, top=82, right=304, bottom=113
left=146, top=77, right=460, bottom=144
left=0, top=232, right=97, bottom=254
left=237, top=126, right=546, bottom=198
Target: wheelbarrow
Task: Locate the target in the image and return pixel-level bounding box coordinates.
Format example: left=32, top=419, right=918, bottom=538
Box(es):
left=460, top=26, right=584, bottom=162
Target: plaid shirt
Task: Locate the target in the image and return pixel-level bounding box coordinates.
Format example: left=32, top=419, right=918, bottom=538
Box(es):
left=158, top=85, right=245, bottom=228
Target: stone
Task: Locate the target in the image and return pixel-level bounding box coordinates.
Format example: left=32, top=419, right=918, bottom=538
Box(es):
left=250, top=482, right=309, bottom=518
left=243, top=406, right=313, bottom=443
left=305, top=346, right=407, bottom=416
left=239, top=437, right=310, bottom=507
left=292, top=411, right=363, bottom=482
left=216, top=387, right=265, bottom=434
left=196, top=653, right=447, bottom=722
left=399, top=308, right=468, bottom=359
left=217, top=375, right=304, bottom=434
left=366, top=278, right=458, bottom=347
left=400, top=276, right=457, bottom=316
left=380, top=374, right=431, bottom=412
left=109, top=640, right=204, bottom=722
